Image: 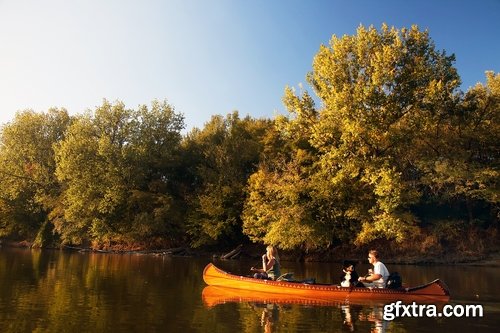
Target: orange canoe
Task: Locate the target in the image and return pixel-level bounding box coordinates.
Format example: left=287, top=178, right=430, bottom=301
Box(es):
left=203, top=263, right=450, bottom=302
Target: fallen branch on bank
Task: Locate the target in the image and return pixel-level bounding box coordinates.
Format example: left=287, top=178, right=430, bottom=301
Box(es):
left=163, top=247, right=189, bottom=256
left=63, top=245, right=93, bottom=252
left=221, top=244, right=243, bottom=259
left=62, top=245, right=191, bottom=256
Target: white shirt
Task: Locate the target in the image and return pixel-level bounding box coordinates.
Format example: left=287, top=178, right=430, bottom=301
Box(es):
left=372, top=261, right=390, bottom=288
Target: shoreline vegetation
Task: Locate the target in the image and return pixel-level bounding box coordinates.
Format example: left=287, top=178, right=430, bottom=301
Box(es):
left=1, top=25, right=498, bottom=261
left=2, top=240, right=499, bottom=267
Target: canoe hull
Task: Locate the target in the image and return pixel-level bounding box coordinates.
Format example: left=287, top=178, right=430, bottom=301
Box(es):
left=203, top=263, right=450, bottom=302
left=203, top=285, right=387, bottom=307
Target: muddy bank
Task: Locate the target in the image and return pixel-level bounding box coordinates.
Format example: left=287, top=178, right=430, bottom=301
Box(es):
left=2, top=239, right=499, bottom=266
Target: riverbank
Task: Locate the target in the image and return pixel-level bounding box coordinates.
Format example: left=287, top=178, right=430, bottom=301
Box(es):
left=2, top=239, right=499, bottom=266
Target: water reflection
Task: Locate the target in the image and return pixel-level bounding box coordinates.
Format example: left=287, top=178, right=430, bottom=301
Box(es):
left=202, top=285, right=392, bottom=332
left=355, top=305, right=388, bottom=333
left=339, top=303, right=393, bottom=333
left=258, top=303, right=278, bottom=333
left=0, top=248, right=207, bottom=332
left=341, top=304, right=358, bottom=331
left=266, top=302, right=390, bottom=333
left=1, top=248, right=499, bottom=332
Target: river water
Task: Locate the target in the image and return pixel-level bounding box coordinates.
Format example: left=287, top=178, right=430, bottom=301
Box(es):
left=0, top=247, right=498, bottom=332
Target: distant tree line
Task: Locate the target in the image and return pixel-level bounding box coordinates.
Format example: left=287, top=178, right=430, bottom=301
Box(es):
left=1, top=25, right=498, bottom=255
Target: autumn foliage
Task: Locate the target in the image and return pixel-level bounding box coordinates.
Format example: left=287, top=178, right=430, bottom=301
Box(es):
left=0, top=25, right=498, bottom=257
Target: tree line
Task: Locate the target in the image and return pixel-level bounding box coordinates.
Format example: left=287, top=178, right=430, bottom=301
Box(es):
left=1, top=25, right=498, bottom=256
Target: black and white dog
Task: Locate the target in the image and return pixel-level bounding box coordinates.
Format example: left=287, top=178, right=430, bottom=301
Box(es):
left=340, top=260, right=361, bottom=287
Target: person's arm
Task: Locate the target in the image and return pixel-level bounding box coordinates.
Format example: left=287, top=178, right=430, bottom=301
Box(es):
left=359, top=273, right=381, bottom=282
left=252, top=254, right=274, bottom=273
left=263, top=257, right=275, bottom=271
left=359, top=263, right=382, bottom=282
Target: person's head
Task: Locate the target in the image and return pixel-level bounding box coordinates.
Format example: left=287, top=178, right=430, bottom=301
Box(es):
left=368, top=250, right=380, bottom=264
left=266, top=245, right=278, bottom=259
left=343, top=260, right=356, bottom=272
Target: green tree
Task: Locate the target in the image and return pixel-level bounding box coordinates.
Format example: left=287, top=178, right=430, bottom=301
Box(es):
left=307, top=24, right=463, bottom=245
left=185, top=112, right=271, bottom=247
left=54, top=103, right=129, bottom=245
left=125, top=100, right=185, bottom=244
left=54, top=100, right=184, bottom=247
left=419, top=71, right=499, bottom=227
left=242, top=88, right=327, bottom=250
left=0, top=109, right=71, bottom=246
left=244, top=24, right=473, bottom=249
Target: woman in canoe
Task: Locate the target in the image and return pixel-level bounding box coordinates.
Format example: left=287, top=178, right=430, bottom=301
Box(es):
left=251, top=245, right=281, bottom=280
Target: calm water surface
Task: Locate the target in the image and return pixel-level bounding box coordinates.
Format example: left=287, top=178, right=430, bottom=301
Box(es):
left=0, top=247, right=498, bottom=332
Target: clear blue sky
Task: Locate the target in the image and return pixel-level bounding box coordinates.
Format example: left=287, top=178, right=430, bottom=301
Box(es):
left=1, top=0, right=499, bottom=131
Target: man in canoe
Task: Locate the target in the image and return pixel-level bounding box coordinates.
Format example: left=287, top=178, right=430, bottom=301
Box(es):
left=358, top=249, right=390, bottom=288
left=251, top=245, right=281, bottom=280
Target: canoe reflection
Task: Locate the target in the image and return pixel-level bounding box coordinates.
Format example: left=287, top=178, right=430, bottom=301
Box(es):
left=202, top=286, right=450, bottom=332
left=202, top=286, right=390, bottom=332
left=203, top=285, right=392, bottom=307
